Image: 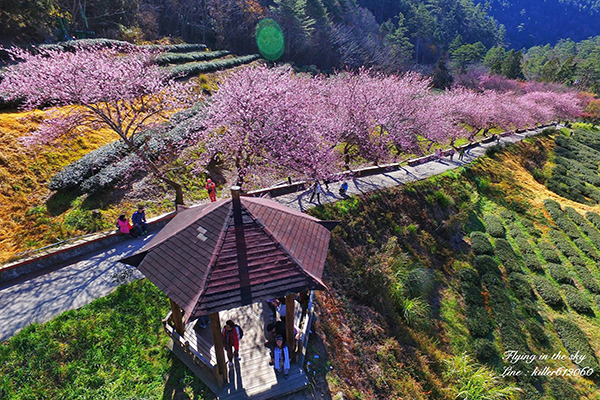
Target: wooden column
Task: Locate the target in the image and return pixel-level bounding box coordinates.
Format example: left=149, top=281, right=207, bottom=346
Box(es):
left=285, top=294, right=296, bottom=361
left=210, top=312, right=226, bottom=387
left=169, top=299, right=185, bottom=335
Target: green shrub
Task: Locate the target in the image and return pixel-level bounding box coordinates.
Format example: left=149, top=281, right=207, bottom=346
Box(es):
left=538, top=240, right=561, bottom=264
left=571, top=262, right=600, bottom=294
left=473, top=255, right=501, bottom=276
left=458, top=269, right=494, bottom=338
left=494, top=238, right=523, bottom=273
left=561, top=285, right=594, bottom=315
left=549, top=230, right=580, bottom=258
left=482, top=273, right=529, bottom=355
left=520, top=298, right=540, bottom=318
left=169, top=54, right=260, bottom=78
left=472, top=338, right=498, bottom=364
left=155, top=50, right=230, bottom=65
left=574, top=237, right=600, bottom=261
left=484, top=215, right=505, bottom=238
left=522, top=253, right=544, bottom=273
left=548, top=377, right=580, bottom=400
left=526, top=321, right=549, bottom=346
left=514, top=235, right=535, bottom=255
left=553, top=318, right=599, bottom=373
left=547, top=263, right=573, bottom=285
left=586, top=211, right=600, bottom=231
left=566, top=207, right=600, bottom=253
left=470, top=231, right=494, bottom=255
left=521, top=219, right=542, bottom=238
left=532, top=276, right=564, bottom=308
left=509, top=272, right=533, bottom=300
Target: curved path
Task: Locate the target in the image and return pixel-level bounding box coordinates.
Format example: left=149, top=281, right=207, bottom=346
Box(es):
left=0, top=127, right=550, bottom=342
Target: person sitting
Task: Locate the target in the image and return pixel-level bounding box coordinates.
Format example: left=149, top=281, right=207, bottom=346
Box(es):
left=273, top=335, right=290, bottom=379
left=116, top=214, right=137, bottom=238
left=131, top=206, right=148, bottom=236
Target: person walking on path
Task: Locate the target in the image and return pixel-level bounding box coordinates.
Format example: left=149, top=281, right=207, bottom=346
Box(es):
left=458, top=147, right=465, bottom=161
left=222, top=320, right=243, bottom=366
left=131, top=206, right=147, bottom=236
left=309, top=181, right=322, bottom=203
left=206, top=178, right=217, bottom=202
left=273, top=335, right=291, bottom=379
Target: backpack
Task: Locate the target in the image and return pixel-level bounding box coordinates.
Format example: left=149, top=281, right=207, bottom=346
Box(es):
left=236, top=325, right=244, bottom=340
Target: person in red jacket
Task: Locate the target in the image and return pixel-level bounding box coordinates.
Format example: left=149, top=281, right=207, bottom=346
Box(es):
left=222, top=320, right=243, bottom=366
left=206, top=178, right=217, bottom=202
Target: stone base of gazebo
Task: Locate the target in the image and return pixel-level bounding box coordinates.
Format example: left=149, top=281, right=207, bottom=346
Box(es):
left=164, top=295, right=315, bottom=399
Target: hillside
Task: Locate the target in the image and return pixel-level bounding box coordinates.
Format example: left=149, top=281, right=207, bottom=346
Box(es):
left=3, top=125, right=600, bottom=398
left=487, top=0, right=600, bottom=49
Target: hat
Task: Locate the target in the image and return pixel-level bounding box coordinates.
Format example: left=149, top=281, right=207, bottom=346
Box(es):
left=207, top=178, right=212, bottom=183
left=275, top=335, right=283, bottom=341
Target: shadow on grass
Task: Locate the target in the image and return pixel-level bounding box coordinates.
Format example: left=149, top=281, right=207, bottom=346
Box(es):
left=163, top=354, right=216, bottom=400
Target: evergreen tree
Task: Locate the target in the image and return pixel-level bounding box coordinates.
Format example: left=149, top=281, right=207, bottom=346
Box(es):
left=501, top=49, right=524, bottom=80
left=557, top=55, right=577, bottom=85
left=432, top=56, right=453, bottom=89
left=484, top=46, right=507, bottom=75
left=540, top=58, right=561, bottom=82
left=272, top=0, right=315, bottom=60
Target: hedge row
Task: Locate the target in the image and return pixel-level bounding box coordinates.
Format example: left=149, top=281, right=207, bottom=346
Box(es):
left=553, top=318, right=599, bottom=372
left=169, top=54, right=260, bottom=78
left=494, top=238, right=523, bottom=274
left=472, top=338, right=497, bottom=363
left=544, top=199, right=582, bottom=240
left=537, top=240, right=562, bottom=264
left=570, top=260, right=600, bottom=294
left=470, top=231, right=494, bottom=256
left=37, top=39, right=207, bottom=54
left=49, top=106, right=202, bottom=192
left=547, top=171, right=600, bottom=205
left=156, top=50, right=230, bottom=65
left=483, top=214, right=505, bottom=238
left=573, top=129, right=600, bottom=153
left=508, top=272, right=533, bottom=300
left=586, top=211, right=600, bottom=231
left=547, top=263, right=574, bottom=285
left=532, top=275, right=564, bottom=308
left=565, top=207, right=600, bottom=252
left=520, top=219, right=542, bottom=238
left=522, top=253, right=544, bottom=273
left=555, top=156, right=600, bottom=186
left=555, top=135, right=600, bottom=166
left=561, top=284, right=594, bottom=315
left=457, top=269, right=494, bottom=338
left=481, top=273, right=532, bottom=369
left=526, top=321, right=549, bottom=346
left=574, top=237, right=600, bottom=262
left=473, top=255, right=501, bottom=276
left=549, top=230, right=580, bottom=259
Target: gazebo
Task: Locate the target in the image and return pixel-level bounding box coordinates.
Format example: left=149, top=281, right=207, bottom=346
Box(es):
left=121, top=187, right=337, bottom=398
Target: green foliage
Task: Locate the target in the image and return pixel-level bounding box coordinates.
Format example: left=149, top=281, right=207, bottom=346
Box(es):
left=547, top=263, right=574, bottom=285
left=547, top=378, right=580, bottom=400
left=168, top=54, right=261, bottom=78
left=548, top=230, right=580, bottom=259
left=537, top=240, right=562, bottom=264
left=484, top=215, right=505, bottom=238
left=522, top=253, right=544, bottom=273
left=155, top=50, right=231, bottom=65
left=525, top=321, right=549, bottom=346
left=501, top=50, right=525, bottom=79
left=443, top=354, right=523, bottom=400
left=0, top=279, right=212, bottom=398
left=458, top=269, right=494, bottom=338
left=570, top=261, right=600, bottom=294
left=472, top=338, right=498, bottom=364
left=473, top=255, right=501, bottom=276
left=553, top=318, right=600, bottom=373
left=532, top=275, right=564, bottom=308
left=508, top=272, right=533, bottom=300
left=565, top=207, right=600, bottom=255
left=494, top=238, right=523, bottom=274
left=561, top=284, right=594, bottom=315
left=471, top=231, right=494, bottom=255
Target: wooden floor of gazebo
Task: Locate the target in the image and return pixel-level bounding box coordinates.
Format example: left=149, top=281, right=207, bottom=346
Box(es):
left=166, top=299, right=312, bottom=399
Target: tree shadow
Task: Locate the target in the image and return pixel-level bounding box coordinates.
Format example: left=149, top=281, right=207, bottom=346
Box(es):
left=162, top=353, right=217, bottom=400
left=46, top=188, right=81, bottom=216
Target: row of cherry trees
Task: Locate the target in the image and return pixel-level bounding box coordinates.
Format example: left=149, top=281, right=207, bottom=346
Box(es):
left=192, top=65, right=585, bottom=188
left=0, top=46, right=586, bottom=201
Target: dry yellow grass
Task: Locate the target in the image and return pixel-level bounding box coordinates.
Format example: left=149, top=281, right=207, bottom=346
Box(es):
left=0, top=109, right=118, bottom=263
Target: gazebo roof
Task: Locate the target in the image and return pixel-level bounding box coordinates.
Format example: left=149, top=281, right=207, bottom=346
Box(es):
left=121, top=195, right=335, bottom=321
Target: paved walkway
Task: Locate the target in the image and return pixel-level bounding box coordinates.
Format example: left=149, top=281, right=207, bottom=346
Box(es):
left=0, top=127, right=550, bottom=342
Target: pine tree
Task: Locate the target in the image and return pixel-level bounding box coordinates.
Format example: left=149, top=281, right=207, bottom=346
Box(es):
left=432, top=56, right=453, bottom=89
left=501, top=49, right=525, bottom=80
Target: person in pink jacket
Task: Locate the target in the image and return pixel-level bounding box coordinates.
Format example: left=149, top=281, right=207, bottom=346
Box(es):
left=116, top=214, right=137, bottom=238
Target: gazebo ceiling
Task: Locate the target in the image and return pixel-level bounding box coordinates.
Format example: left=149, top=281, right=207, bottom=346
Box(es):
left=121, top=194, right=336, bottom=321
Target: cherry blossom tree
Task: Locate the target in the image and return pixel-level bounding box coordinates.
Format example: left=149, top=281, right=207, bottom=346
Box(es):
left=0, top=45, right=196, bottom=204
left=195, top=65, right=337, bottom=188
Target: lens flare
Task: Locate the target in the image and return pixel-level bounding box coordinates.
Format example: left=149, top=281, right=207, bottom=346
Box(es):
left=255, top=19, right=284, bottom=61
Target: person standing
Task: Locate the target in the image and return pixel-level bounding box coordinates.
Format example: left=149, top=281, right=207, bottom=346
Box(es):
left=222, top=320, right=243, bottom=366
left=206, top=178, right=217, bottom=202
left=131, top=206, right=147, bottom=236
left=309, top=181, right=322, bottom=203
left=273, top=335, right=290, bottom=379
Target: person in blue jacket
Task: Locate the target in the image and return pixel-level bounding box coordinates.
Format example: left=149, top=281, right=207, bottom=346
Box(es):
left=131, top=206, right=148, bottom=236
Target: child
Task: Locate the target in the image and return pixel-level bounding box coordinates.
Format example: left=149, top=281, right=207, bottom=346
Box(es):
left=116, top=214, right=137, bottom=238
